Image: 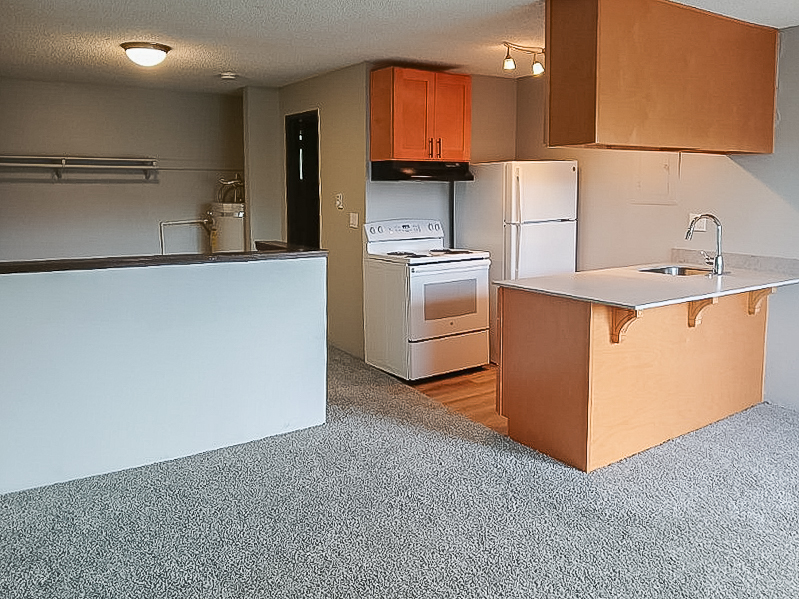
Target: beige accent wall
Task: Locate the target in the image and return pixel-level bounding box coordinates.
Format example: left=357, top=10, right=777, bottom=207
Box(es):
left=279, top=64, right=370, bottom=358
left=469, top=75, right=517, bottom=163
left=244, top=87, right=284, bottom=246
left=247, top=68, right=521, bottom=359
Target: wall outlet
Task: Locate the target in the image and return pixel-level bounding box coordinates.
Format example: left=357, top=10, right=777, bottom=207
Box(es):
left=335, top=193, right=344, bottom=210
left=689, top=213, right=707, bottom=231
left=348, top=212, right=358, bottom=228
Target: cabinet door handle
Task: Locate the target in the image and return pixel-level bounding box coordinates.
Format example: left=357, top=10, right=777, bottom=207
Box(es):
left=428, top=138, right=434, bottom=158
left=436, top=138, right=442, bottom=158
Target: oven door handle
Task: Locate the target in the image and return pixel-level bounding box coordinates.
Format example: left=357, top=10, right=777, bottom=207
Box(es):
left=409, top=260, right=490, bottom=275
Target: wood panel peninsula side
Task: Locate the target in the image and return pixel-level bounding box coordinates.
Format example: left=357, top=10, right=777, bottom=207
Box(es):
left=496, top=265, right=799, bottom=472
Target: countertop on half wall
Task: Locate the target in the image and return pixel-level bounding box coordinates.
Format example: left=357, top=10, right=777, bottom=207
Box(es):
left=0, top=245, right=326, bottom=274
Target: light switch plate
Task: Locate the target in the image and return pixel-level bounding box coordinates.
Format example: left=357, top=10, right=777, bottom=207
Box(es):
left=349, top=212, right=358, bottom=228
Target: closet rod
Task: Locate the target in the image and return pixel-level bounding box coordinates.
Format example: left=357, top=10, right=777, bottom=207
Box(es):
left=0, top=155, right=158, bottom=179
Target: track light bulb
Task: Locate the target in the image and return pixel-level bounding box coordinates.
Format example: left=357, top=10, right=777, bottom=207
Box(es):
left=503, top=48, right=516, bottom=71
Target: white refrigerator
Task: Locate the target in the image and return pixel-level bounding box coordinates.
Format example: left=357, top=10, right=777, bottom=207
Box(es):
left=454, top=160, right=578, bottom=362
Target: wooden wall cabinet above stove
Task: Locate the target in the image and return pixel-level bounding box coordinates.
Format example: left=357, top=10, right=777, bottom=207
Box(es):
left=546, top=0, right=778, bottom=154
left=370, top=66, right=471, bottom=161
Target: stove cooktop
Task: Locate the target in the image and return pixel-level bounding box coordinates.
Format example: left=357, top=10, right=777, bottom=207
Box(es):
left=370, top=247, right=490, bottom=265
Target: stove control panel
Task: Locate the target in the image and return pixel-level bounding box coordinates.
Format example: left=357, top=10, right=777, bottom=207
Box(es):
left=365, top=219, right=443, bottom=241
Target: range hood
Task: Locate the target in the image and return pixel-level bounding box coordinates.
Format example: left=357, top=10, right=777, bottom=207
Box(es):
left=370, top=160, right=474, bottom=182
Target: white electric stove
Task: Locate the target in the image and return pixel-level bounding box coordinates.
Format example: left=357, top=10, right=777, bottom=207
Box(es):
left=363, top=219, right=490, bottom=380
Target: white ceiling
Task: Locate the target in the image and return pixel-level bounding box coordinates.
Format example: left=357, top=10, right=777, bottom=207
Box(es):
left=1, top=0, right=797, bottom=94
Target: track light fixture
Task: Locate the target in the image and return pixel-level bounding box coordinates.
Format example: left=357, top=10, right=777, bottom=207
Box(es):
left=121, top=42, right=171, bottom=67
left=502, top=42, right=545, bottom=76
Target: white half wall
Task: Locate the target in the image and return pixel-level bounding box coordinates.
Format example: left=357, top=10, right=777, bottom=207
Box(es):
left=0, top=256, right=328, bottom=494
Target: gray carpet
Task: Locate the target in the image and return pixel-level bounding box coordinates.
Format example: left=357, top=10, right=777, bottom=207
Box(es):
left=2, top=347, right=798, bottom=598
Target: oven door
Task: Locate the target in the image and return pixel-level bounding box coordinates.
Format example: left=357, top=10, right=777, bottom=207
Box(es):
left=407, top=260, right=489, bottom=341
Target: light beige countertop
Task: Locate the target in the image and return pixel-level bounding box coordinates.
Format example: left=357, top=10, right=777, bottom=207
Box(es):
left=495, top=264, right=799, bottom=311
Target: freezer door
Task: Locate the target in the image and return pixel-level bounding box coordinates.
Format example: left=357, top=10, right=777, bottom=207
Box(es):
left=508, top=161, right=578, bottom=224
left=505, top=220, right=576, bottom=279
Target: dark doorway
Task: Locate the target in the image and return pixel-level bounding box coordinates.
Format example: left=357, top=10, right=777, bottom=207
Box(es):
left=285, top=111, right=320, bottom=249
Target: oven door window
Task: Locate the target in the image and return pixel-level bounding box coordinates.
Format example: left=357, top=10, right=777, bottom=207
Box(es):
left=408, top=263, right=489, bottom=341
left=423, top=279, right=477, bottom=320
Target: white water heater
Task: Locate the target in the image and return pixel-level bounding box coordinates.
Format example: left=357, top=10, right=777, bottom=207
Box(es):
left=210, top=175, right=246, bottom=253
left=209, top=202, right=245, bottom=253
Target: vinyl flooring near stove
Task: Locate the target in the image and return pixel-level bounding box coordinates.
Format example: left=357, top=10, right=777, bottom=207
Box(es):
left=409, top=364, right=507, bottom=435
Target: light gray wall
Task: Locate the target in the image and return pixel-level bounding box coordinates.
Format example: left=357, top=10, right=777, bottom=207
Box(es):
left=279, top=64, right=369, bottom=358
left=243, top=86, right=284, bottom=246
left=514, top=26, right=799, bottom=410
left=0, top=78, right=243, bottom=259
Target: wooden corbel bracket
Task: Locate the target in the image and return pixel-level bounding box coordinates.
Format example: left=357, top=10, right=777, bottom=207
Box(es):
left=748, top=287, right=775, bottom=315
left=610, top=307, right=642, bottom=343
left=688, top=297, right=718, bottom=327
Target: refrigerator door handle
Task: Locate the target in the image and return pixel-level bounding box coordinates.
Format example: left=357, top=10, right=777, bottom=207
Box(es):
left=513, top=168, right=522, bottom=225
left=510, top=222, right=521, bottom=279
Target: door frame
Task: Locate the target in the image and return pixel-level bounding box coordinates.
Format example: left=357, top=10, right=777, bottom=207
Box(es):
left=284, top=109, right=321, bottom=249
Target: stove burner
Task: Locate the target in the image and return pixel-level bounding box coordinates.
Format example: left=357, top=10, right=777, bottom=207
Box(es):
left=387, top=251, right=425, bottom=257
left=430, top=249, right=471, bottom=255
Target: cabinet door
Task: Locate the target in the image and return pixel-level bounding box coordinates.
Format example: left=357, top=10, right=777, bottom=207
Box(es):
left=370, top=66, right=472, bottom=161
left=433, top=72, right=471, bottom=161
left=393, top=69, right=436, bottom=160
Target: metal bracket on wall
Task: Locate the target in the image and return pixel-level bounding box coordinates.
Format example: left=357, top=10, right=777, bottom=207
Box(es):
left=0, top=155, right=158, bottom=181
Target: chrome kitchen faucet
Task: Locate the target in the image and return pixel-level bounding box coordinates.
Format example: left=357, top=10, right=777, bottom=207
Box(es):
left=685, top=213, right=724, bottom=275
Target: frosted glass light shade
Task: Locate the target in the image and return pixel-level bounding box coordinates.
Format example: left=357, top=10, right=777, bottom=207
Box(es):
left=532, top=59, right=545, bottom=76
left=503, top=48, right=516, bottom=71
left=121, top=42, right=171, bottom=67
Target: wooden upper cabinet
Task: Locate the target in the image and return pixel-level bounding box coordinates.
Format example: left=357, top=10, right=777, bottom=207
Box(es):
left=547, top=0, right=779, bottom=153
left=370, top=66, right=471, bottom=161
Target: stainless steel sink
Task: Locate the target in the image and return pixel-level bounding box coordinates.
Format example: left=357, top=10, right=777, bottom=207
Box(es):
left=639, top=265, right=714, bottom=276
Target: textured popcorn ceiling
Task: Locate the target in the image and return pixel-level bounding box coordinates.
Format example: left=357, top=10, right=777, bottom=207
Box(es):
left=0, top=0, right=796, bottom=94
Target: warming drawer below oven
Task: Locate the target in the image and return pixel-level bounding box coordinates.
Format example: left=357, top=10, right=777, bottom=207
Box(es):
left=408, top=329, right=488, bottom=380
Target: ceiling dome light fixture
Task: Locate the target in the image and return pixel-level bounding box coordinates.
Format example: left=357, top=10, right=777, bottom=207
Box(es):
left=121, top=42, right=171, bottom=67
left=502, top=42, right=545, bottom=76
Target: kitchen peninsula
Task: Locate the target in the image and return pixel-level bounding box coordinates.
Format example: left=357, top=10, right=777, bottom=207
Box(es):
left=0, top=248, right=328, bottom=494
left=496, top=265, right=799, bottom=472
